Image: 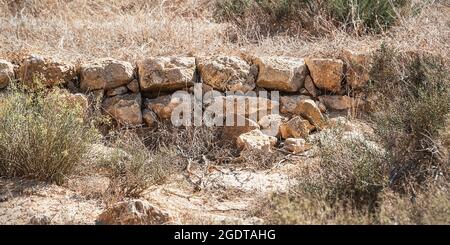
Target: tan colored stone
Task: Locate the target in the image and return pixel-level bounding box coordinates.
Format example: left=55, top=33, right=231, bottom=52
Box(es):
left=284, top=138, right=312, bottom=154
left=254, top=56, right=308, bottom=92
left=222, top=115, right=260, bottom=141
left=137, top=57, right=196, bottom=92
left=294, top=99, right=325, bottom=129
left=96, top=199, right=172, bottom=225
left=127, top=79, right=140, bottom=93
left=0, top=59, right=14, bottom=89
left=342, top=49, right=371, bottom=89
left=280, top=95, right=312, bottom=115
left=18, top=55, right=76, bottom=86
left=237, top=129, right=277, bottom=151
left=81, top=58, right=134, bottom=91
left=305, top=58, right=344, bottom=93
left=142, top=109, right=158, bottom=127
left=319, top=95, right=353, bottom=110
left=258, top=114, right=284, bottom=137
left=144, top=95, right=185, bottom=120
left=304, top=75, right=319, bottom=98
left=280, top=116, right=314, bottom=139
left=102, top=93, right=142, bottom=125
left=106, top=86, right=128, bottom=97
left=197, top=56, right=257, bottom=92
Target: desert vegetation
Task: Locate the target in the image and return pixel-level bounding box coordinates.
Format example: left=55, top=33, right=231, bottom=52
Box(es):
left=0, top=0, right=449, bottom=225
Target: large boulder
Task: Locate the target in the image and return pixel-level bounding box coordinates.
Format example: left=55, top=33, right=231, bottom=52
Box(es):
left=96, top=199, right=172, bottom=225
left=279, top=95, right=312, bottom=115
left=284, top=138, right=312, bottom=154
left=237, top=129, right=277, bottom=151
left=197, top=56, right=257, bottom=92
left=254, top=56, right=308, bottom=92
left=137, top=57, right=196, bottom=92
left=318, top=95, right=353, bottom=110
left=305, top=58, right=344, bottom=93
left=294, top=99, right=326, bottom=129
left=18, top=55, right=76, bottom=86
left=102, top=93, right=143, bottom=125
left=0, top=59, right=14, bottom=89
left=80, top=58, right=134, bottom=91
left=341, top=49, right=371, bottom=89
left=280, top=116, right=315, bottom=139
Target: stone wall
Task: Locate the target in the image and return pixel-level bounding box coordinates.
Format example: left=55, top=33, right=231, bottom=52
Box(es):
left=0, top=50, right=372, bottom=153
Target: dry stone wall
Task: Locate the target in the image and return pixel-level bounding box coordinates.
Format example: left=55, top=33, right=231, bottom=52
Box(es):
left=0, top=50, right=372, bottom=153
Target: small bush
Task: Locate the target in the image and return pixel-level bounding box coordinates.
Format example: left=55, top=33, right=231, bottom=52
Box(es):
left=368, top=45, right=450, bottom=191
left=0, top=84, right=99, bottom=184
left=100, top=131, right=180, bottom=198
left=215, top=0, right=413, bottom=36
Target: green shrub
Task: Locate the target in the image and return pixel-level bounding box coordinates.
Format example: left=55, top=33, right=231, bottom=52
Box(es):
left=0, top=84, right=99, bottom=184
left=100, top=131, right=180, bottom=198
left=368, top=45, right=450, bottom=191
left=215, top=0, right=412, bottom=35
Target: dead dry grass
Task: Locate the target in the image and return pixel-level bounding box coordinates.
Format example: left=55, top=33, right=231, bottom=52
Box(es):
left=0, top=0, right=449, bottom=63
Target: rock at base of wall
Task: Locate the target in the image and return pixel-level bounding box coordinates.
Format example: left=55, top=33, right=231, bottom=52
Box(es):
left=237, top=129, right=277, bottom=151
left=0, top=59, right=14, bottom=89
left=280, top=116, right=315, bottom=139
left=102, top=93, right=143, bottom=125
left=305, top=58, right=344, bottom=93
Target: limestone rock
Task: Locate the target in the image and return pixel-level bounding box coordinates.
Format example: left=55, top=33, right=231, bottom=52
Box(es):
left=0, top=59, right=14, bottom=89
left=284, top=138, right=311, bottom=154
left=306, top=58, right=344, bottom=93
left=319, top=95, right=353, bottom=110
left=18, top=55, right=76, bottom=86
left=222, top=115, right=260, bottom=141
left=294, top=99, right=325, bottom=128
left=197, top=56, right=257, bottom=92
left=304, top=75, right=319, bottom=98
left=280, top=116, right=315, bottom=139
left=258, top=114, right=284, bottom=137
left=137, top=57, right=196, bottom=92
left=80, top=58, right=134, bottom=91
left=127, top=79, right=140, bottom=93
left=237, top=129, right=277, bottom=151
left=142, top=109, right=158, bottom=127
left=280, top=95, right=312, bottom=115
left=106, top=86, right=128, bottom=97
left=103, top=93, right=143, bottom=125
left=342, top=49, right=371, bottom=89
left=96, top=199, right=172, bottom=225
left=254, top=56, right=308, bottom=92
left=144, top=95, right=185, bottom=121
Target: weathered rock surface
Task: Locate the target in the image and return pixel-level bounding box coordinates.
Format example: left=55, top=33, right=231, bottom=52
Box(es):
left=237, top=129, right=277, bottom=151
left=102, top=93, right=142, bottom=125
left=106, top=86, right=128, bottom=97
left=305, top=58, right=344, bottom=93
left=18, top=55, right=76, bottom=86
left=144, top=95, right=185, bottom=121
left=304, top=75, right=319, bottom=98
left=197, top=56, right=257, bottom=92
left=284, top=138, right=311, bottom=154
left=254, top=56, right=308, bottom=92
left=96, top=199, right=172, bottom=225
left=294, top=99, right=325, bottom=128
left=258, top=114, right=284, bottom=137
left=280, top=95, right=312, bottom=115
left=0, top=59, right=14, bottom=89
left=80, top=58, right=134, bottom=91
left=319, top=95, right=353, bottom=110
left=342, top=49, right=371, bottom=89
left=280, top=116, right=314, bottom=139
left=127, top=79, right=140, bottom=93
left=222, top=115, right=260, bottom=141
left=142, top=109, right=158, bottom=127
left=137, top=57, right=196, bottom=92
